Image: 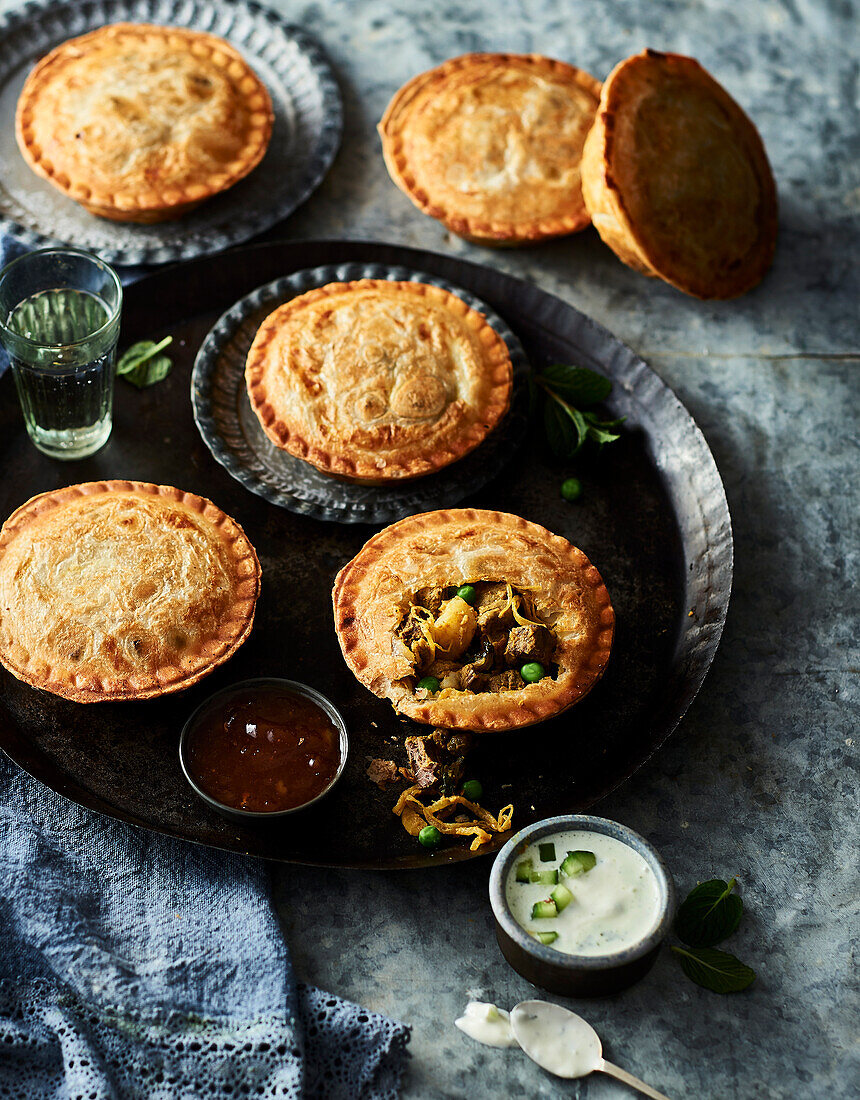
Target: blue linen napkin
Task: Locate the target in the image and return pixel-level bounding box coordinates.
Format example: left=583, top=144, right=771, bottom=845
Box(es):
left=0, top=235, right=411, bottom=1097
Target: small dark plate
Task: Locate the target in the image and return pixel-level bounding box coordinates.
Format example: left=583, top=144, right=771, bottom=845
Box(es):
left=0, top=0, right=342, bottom=265
left=0, top=240, right=732, bottom=869
left=191, top=262, right=531, bottom=523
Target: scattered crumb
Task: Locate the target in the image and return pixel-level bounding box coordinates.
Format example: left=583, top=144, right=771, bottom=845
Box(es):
left=680, top=820, right=689, bottom=829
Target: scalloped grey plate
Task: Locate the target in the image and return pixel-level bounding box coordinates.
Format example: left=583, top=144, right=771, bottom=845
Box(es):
left=191, top=262, right=532, bottom=524
left=0, top=0, right=342, bottom=265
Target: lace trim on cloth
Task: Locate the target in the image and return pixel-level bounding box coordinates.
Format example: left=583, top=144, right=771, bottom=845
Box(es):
left=0, top=979, right=410, bottom=1100
left=298, top=984, right=410, bottom=1100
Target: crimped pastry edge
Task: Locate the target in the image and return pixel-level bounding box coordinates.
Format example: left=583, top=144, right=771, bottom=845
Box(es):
left=581, top=49, right=778, bottom=299
left=0, top=480, right=261, bottom=702
left=378, top=52, right=602, bottom=244
left=244, top=279, right=514, bottom=482
left=15, top=23, right=274, bottom=223
left=332, top=508, right=615, bottom=731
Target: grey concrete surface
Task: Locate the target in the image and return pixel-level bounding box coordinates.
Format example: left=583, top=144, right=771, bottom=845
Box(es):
left=268, top=3, right=860, bottom=1097
left=4, top=0, right=857, bottom=1096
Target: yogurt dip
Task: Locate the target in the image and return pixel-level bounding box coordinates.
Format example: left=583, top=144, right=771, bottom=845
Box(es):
left=504, top=828, right=661, bottom=956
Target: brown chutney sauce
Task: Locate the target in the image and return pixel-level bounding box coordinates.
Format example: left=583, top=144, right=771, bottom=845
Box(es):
left=184, top=683, right=342, bottom=813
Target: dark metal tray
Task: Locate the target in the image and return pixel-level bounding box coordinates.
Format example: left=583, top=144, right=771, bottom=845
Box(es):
left=0, top=240, right=732, bottom=869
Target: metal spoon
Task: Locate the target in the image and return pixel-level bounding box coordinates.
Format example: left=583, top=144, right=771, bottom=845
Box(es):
left=510, top=1001, right=674, bottom=1100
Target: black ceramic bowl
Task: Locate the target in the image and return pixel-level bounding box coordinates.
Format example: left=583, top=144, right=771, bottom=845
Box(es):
left=178, top=677, right=349, bottom=824
left=489, top=814, right=676, bottom=997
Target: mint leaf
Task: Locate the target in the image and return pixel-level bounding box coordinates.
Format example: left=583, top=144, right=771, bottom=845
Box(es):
left=675, top=878, right=744, bottom=947
left=587, top=425, right=622, bottom=446
left=543, top=395, right=590, bottom=459
left=121, top=353, right=173, bottom=389
left=671, top=946, right=755, bottom=993
left=117, top=336, right=174, bottom=388
left=538, top=364, right=612, bottom=405
left=543, top=398, right=577, bottom=458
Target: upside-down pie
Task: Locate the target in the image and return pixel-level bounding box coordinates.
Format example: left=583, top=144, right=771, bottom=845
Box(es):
left=581, top=49, right=777, bottom=299
left=0, top=481, right=261, bottom=702
left=16, top=23, right=274, bottom=223
left=332, top=509, right=614, bottom=731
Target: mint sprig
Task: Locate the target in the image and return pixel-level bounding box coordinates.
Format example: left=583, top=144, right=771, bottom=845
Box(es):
left=671, top=875, right=755, bottom=994
left=532, top=363, right=624, bottom=459
left=117, top=336, right=174, bottom=389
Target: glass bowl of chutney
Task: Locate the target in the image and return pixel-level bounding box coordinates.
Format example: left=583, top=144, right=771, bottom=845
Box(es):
left=179, top=677, right=349, bottom=822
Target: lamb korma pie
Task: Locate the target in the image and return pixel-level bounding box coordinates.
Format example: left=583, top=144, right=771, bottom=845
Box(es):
left=379, top=53, right=601, bottom=243
left=581, top=49, right=777, bottom=299
left=333, top=509, right=614, bottom=731
left=15, top=24, right=274, bottom=223
left=245, top=279, right=513, bottom=483
left=0, top=481, right=261, bottom=703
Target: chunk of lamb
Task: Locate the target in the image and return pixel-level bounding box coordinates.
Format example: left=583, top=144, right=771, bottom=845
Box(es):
left=485, top=670, right=524, bottom=692
left=404, top=735, right=443, bottom=788
left=504, top=624, right=554, bottom=667
left=415, top=586, right=447, bottom=616
left=404, top=730, right=473, bottom=791
left=474, top=583, right=515, bottom=633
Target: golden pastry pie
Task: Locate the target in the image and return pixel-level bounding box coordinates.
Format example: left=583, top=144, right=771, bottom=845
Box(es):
left=15, top=23, right=274, bottom=223
left=332, top=509, right=614, bottom=731
left=581, top=49, right=777, bottom=299
left=0, top=481, right=261, bottom=702
left=244, top=279, right=513, bottom=483
left=378, top=53, right=601, bottom=243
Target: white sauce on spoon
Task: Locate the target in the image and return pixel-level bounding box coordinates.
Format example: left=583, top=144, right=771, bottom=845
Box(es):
left=454, top=1002, right=517, bottom=1048
left=454, top=1001, right=602, bottom=1077
left=504, top=829, right=661, bottom=955
left=510, top=1001, right=602, bottom=1078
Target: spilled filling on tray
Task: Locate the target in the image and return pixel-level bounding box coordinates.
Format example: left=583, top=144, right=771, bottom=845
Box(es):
left=393, top=581, right=557, bottom=695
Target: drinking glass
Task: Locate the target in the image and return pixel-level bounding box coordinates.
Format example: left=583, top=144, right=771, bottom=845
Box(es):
left=0, top=248, right=122, bottom=460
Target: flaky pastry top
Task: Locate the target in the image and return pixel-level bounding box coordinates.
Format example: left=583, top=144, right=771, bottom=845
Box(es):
left=15, top=24, right=273, bottom=220
left=379, top=53, right=601, bottom=242
left=245, top=280, right=513, bottom=482
left=581, top=50, right=777, bottom=299
left=0, top=481, right=260, bottom=703
left=332, top=509, right=614, bottom=731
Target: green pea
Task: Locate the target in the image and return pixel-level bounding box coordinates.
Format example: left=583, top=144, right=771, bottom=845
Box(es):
left=561, top=477, right=583, bottom=502
left=419, top=825, right=441, bottom=848
left=520, top=662, right=545, bottom=683
left=416, top=676, right=440, bottom=693
left=455, top=584, right=476, bottom=604
left=462, top=779, right=483, bottom=801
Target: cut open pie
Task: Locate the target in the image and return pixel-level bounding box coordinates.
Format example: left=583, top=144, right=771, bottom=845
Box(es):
left=581, top=49, right=777, bottom=299
left=379, top=53, right=601, bottom=243
left=244, top=279, right=513, bottom=483
left=332, top=509, right=614, bottom=731
left=16, top=23, right=274, bottom=223
left=0, top=481, right=261, bottom=702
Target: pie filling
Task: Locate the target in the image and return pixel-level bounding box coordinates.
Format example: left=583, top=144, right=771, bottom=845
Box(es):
left=394, top=581, right=557, bottom=695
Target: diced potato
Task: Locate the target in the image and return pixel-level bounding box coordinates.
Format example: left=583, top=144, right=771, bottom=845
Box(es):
left=431, top=597, right=477, bottom=659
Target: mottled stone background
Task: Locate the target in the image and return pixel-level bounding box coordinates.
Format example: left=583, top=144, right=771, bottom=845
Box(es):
left=4, top=0, right=857, bottom=1095
left=270, top=2, right=859, bottom=1096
